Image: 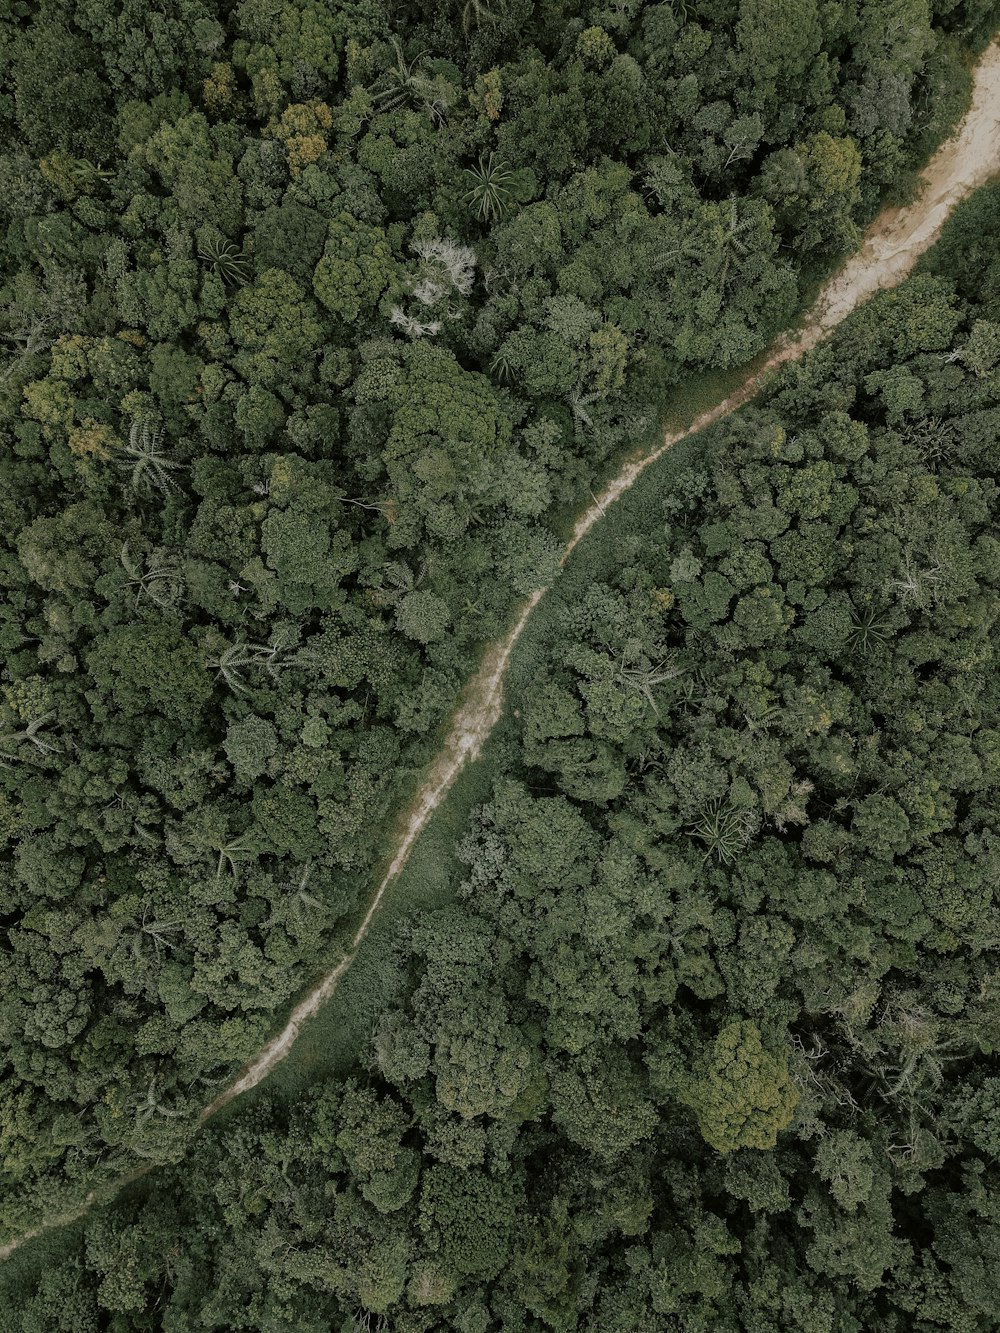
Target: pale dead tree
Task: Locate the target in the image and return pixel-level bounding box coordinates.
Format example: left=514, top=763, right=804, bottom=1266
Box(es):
left=772, top=778, right=814, bottom=832
left=412, top=237, right=477, bottom=296
left=723, top=115, right=763, bottom=168
left=392, top=237, right=477, bottom=338
left=351, top=1310, right=389, bottom=1333
left=338, top=494, right=396, bottom=518
left=482, top=257, right=519, bottom=296
left=389, top=305, right=442, bottom=338
left=411, top=275, right=446, bottom=306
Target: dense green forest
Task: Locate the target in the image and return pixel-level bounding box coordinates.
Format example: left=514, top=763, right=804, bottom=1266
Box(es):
left=4, top=0, right=997, bottom=1241
left=6, top=168, right=1000, bottom=1332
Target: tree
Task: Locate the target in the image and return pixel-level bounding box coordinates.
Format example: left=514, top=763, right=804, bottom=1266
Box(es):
left=680, top=1021, right=798, bottom=1153
left=395, top=590, right=451, bottom=644
left=229, top=269, right=324, bottom=389
left=732, top=0, right=825, bottom=139
left=333, top=1082, right=421, bottom=1214
left=87, top=622, right=212, bottom=726
left=12, top=16, right=112, bottom=160
left=418, top=1165, right=516, bottom=1279
left=313, top=212, right=398, bottom=323
left=223, top=715, right=278, bottom=782
left=375, top=343, right=512, bottom=547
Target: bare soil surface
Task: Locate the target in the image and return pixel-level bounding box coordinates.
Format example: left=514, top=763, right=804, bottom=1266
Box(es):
left=4, top=38, right=1000, bottom=1265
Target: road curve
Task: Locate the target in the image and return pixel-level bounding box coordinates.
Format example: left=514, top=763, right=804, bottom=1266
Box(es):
left=4, top=37, right=1000, bottom=1265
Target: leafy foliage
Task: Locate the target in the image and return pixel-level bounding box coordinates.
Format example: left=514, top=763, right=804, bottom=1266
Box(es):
left=0, top=0, right=998, bottom=1306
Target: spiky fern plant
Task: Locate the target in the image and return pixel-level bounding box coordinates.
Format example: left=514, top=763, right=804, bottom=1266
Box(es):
left=688, top=798, right=755, bottom=865
left=197, top=235, right=251, bottom=287
left=463, top=152, right=514, bottom=223
left=846, top=604, right=893, bottom=653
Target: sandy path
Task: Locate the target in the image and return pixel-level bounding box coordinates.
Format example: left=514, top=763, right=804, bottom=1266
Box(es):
left=4, top=39, right=1000, bottom=1266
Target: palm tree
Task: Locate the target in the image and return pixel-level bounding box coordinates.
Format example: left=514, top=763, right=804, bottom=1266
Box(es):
left=129, top=1079, right=188, bottom=1161
left=711, top=198, right=758, bottom=295
left=0, top=319, right=52, bottom=387
left=489, top=344, right=517, bottom=384
left=462, top=0, right=499, bottom=36
left=612, top=647, right=683, bottom=718
left=369, top=40, right=454, bottom=126
left=567, top=383, right=602, bottom=433
left=119, top=420, right=184, bottom=498
left=119, top=542, right=182, bottom=609
left=846, top=604, right=892, bottom=653
left=206, top=637, right=291, bottom=692
left=289, top=863, right=323, bottom=922
left=903, top=415, right=955, bottom=465
left=366, top=560, right=426, bottom=608
left=0, top=713, right=62, bottom=767
left=370, top=40, right=429, bottom=116
left=207, top=641, right=260, bottom=693
left=133, top=906, right=182, bottom=960
left=650, top=216, right=703, bottom=273
left=216, top=835, right=255, bottom=879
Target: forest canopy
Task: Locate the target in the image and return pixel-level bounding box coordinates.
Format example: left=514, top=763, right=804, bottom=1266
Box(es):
left=2, top=0, right=1000, bottom=1310
left=7, top=163, right=1000, bottom=1333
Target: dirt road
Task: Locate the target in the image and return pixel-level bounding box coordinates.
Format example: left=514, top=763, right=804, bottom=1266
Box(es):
left=205, top=35, right=1000, bottom=1108
left=192, top=34, right=1000, bottom=1121
left=4, top=37, right=1000, bottom=1266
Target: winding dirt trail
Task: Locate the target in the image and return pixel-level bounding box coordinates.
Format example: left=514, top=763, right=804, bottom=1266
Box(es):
left=4, top=39, right=1000, bottom=1267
